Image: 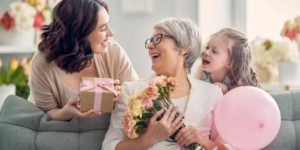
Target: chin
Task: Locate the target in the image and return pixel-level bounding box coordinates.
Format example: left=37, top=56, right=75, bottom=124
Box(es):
left=201, top=66, right=208, bottom=71
left=151, top=66, right=160, bottom=75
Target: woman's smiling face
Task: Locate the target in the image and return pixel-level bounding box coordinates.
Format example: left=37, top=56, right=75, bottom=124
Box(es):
left=146, top=28, right=185, bottom=76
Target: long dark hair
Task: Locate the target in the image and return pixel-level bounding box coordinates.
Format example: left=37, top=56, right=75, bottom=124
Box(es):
left=38, top=0, right=108, bottom=73
left=213, top=28, right=260, bottom=89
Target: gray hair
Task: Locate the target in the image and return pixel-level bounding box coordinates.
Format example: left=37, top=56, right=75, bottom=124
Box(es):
left=154, top=18, right=201, bottom=73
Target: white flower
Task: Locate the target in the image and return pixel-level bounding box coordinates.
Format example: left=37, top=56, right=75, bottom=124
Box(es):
left=8, top=1, right=36, bottom=32
left=251, top=37, right=300, bottom=64
left=269, top=37, right=299, bottom=63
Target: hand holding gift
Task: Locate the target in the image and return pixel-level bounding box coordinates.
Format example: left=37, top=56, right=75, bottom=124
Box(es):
left=79, top=77, right=118, bottom=113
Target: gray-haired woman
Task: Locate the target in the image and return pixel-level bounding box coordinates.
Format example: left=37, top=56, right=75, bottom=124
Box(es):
left=103, top=18, right=231, bottom=150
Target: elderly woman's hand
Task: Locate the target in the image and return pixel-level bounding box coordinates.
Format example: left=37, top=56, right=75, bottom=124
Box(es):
left=175, top=125, right=208, bottom=148
left=143, top=106, right=184, bottom=144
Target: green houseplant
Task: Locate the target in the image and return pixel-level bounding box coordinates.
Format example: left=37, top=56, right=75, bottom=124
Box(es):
left=0, top=57, right=31, bottom=99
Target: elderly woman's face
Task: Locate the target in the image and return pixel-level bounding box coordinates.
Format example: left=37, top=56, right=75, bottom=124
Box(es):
left=87, top=8, right=113, bottom=54
left=147, top=28, right=184, bottom=76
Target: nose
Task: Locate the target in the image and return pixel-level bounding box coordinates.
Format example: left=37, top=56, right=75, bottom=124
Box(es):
left=107, top=25, right=114, bottom=37
left=201, top=49, right=209, bottom=58
left=146, top=41, right=155, bottom=49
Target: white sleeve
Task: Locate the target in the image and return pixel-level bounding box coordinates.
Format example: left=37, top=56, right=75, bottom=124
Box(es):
left=102, top=82, right=131, bottom=150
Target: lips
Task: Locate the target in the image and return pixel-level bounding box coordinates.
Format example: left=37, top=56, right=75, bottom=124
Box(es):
left=149, top=52, right=160, bottom=60
left=101, top=39, right=109, bottom=47
left=202, top=58, right=210, bottom=65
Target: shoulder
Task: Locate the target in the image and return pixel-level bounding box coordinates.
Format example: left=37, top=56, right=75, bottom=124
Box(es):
left=190, top=75, right=220, bottom=92
left=31, top=51, right=56, bottom=74
left=108, top=39, right=124, bottom=51
left=121, top=77, right=151, bottom=94
left=189, top=75, right=223, bottom=104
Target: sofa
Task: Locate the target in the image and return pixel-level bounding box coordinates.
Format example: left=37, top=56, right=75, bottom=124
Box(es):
left=0, top=90, right=299, bottom=150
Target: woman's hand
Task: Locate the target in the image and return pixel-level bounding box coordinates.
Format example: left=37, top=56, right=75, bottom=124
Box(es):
left=62, top=97, right=101, bottom=118
left=113, top=79, right=121, bottom=101
left=175, top=125, right=208, bottom=148
left=213, top=82, right=228, bottom=94
left=47, top=97, right=101, bottom=121
left=143, top=106, right=184, bottom=144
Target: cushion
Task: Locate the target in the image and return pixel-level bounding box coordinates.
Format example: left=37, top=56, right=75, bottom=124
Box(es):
left=0, top=95, right=111, bottom=150
left=263, top=90, right=300, bottom=150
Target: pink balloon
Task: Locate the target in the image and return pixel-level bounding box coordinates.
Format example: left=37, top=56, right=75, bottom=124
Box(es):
left=214, top=86, right=281, bottom=150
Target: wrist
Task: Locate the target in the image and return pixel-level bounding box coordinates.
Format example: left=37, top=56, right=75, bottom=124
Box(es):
left=140, top=131, right=159, bottom=147
left=61, top=106, right=77, bottom=120
left=48, top=107, right=74, bottom=121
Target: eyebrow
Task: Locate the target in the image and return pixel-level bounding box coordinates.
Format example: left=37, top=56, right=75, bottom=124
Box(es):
left=99, top=23, right=108, bottom=28
left=99, top=19, right=110, bottom=28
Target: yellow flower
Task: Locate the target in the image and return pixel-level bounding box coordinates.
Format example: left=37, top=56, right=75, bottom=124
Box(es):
left=26, top=0, right=47, bottom=11
left=9, top=58, right=19, bottom=71
left=128, top=95, right=143, bottom=117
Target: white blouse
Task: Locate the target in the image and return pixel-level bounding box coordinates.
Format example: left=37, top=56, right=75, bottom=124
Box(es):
left=172, top=96, right=189, bottom=114
left=102, top=75, right=232, bottom=150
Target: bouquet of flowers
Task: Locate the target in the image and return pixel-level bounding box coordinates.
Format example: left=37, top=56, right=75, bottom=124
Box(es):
left=123, top=75, right=204, bottom=150
left=0, top=0, right=52, bottom=32
left=0, top=57, right=32, bottom=99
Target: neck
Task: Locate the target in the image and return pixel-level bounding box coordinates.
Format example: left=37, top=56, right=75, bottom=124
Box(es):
left=174, top=70, right=189, bottom=86
left=79, top=59, right=98, bottom=77
left=210, top=70, right=227, bottom=83
left=169, top=67, right=191, bottom=98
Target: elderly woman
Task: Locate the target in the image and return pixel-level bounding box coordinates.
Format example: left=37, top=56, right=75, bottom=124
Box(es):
left=102, top=18, right=230, bottom=150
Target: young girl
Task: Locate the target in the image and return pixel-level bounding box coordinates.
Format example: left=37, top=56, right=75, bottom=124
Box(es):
left=195, top=28, right=259, bottom=93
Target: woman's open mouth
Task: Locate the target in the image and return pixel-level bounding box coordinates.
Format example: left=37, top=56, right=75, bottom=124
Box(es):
left=150, top=52, right=160, bottom=60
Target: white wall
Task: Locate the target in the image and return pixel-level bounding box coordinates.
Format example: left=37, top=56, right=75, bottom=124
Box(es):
left=198, top=0, right=233, bottom=41
left=246, top=0, right=300, bottom=40
left=105, top=0, right=198, bottom=78
left=0, top=0, right=11, bottom=11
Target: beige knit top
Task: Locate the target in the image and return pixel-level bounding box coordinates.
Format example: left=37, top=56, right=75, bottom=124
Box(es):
left=28, top=41, right=139, bottom=112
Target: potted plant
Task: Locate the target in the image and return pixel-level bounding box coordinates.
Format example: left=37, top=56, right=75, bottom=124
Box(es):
left=0, top=57, right=31, bottom=100
left=251, top=37, right=300, bottom=84
left=0, top=0, right=52, bottom=45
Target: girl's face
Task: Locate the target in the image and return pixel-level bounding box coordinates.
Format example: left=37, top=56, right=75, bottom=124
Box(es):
left=201, top=34, right=232, bottom=75
left=87, top=8, right=113, bottom=54
left=146, top=28, right=185, bottom=76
